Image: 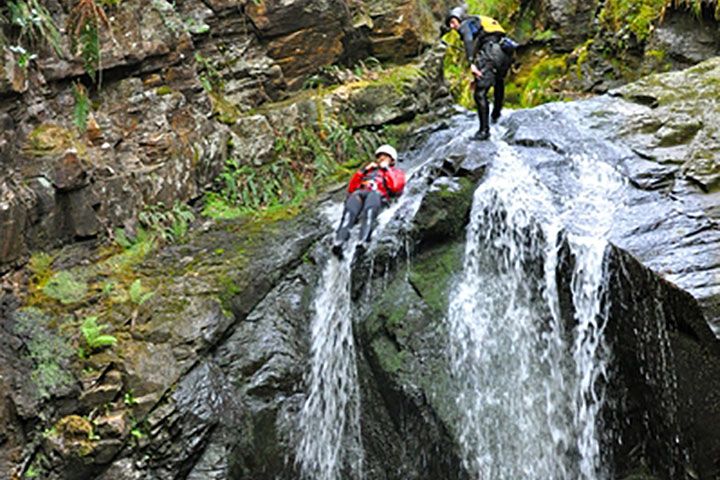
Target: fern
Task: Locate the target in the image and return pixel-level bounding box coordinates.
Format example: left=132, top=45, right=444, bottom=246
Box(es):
left=79, top=21, right=100, bottom=78
left=80, top=316, right=117, bottom=351
left=73, top=82, right=90, bottom=132
left=129, top=279, right=154, bottom=306
left=5, top=0, right=63, bottom=56
left=68, top=0, right=111, bottom=81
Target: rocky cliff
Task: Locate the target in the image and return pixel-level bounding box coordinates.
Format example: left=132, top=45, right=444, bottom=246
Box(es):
left=2, top=56, right=720, bottom=479
left=0, top=0, right=452, bottom=272
left=2, top=1, right=720, bottom=479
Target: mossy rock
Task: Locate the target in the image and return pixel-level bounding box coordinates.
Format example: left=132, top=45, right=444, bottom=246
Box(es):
left=47, top=415, right=96, bottom=457
left=413, top=176, right=474, bottom=244
left=42, top=271, right=88, bottom=305
left=408, top=242, right=464, bottom=316
left=13, top=307, right=75, bottom=398
left=23, top=124, right=83, bottom=157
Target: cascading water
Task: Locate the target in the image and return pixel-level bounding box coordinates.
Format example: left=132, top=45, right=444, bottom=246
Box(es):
left=296, top=151, right=438, bottom=480
left=447, top=143, right=623, bottom=479
left=296, top=241, right=364, bottom=480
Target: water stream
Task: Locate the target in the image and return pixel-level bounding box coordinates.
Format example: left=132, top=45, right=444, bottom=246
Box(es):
left=296, top=146, right=440, bottom=479
left=297, top=113, right=626, bottom=479
left=446, top=142, right=622, bottom=479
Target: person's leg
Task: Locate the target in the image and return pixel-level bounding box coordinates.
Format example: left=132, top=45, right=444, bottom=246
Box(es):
left=473, top=57, right=496, bottom=141
left=473, top=85, right=491, bottom=140
left=491, top=77, right=504, bottom=123
left=357, top=191, right=384, bottom=244
left=335, top=191, right=364, bottom=244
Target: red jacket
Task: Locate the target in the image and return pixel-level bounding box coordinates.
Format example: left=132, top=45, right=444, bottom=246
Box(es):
left=348, top=166, right=406, bottom=200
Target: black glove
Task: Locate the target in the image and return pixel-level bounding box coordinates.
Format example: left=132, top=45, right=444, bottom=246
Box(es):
left=439, top=25, right=449, bottom=38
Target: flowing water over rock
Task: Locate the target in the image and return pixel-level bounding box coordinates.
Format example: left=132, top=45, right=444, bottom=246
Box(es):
left=444, top=134, right=626, bottom=478
left=296, top=243, right=364, bottom=480
left=296, top=152, right=437, bottom=479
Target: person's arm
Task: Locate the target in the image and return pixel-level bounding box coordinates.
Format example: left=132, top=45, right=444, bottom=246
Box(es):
left=458, top=19, right=478, bottom=64
left=385, top=168, right=406, bottom=197
left=348, top=170, right=365, bottom=193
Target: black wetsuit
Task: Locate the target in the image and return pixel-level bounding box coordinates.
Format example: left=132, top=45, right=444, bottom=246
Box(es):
left=457, top=16, right=513, bottom=138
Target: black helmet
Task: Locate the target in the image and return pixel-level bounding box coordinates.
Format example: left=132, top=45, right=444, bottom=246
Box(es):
left=445, top=6, right=465, bottom=27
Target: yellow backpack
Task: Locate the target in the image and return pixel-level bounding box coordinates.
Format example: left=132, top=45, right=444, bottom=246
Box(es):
left=479, top=15, right=506, bottom=35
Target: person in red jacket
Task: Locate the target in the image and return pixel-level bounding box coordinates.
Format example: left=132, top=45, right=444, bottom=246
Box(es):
left=332, top=144, right=406, bottom=256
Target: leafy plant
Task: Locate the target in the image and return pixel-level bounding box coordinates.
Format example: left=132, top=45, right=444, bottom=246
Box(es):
left=123, top=391, right=138, bottom=406
left=68, top=0, right=112, bottom=80
left=73, top=82, right=90, bottom=132
left=203, top=112, right=377, bottom=220
left=3, top=0, right=63, bottom=56
left=129, top=279, right=154, bottom=306
left=139, top=201, right=195, bottom=243
left=80, top=315, right=117, bottom=351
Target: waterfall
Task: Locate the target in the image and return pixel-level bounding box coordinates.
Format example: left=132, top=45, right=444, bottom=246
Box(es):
left=296, top=155, right=434, bottom=480
left=447, top=144, right=622, bottom=479
left=296, top=242, right=364, bottom=480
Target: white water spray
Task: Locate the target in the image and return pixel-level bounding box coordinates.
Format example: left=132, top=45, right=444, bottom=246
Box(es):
left=296, top=245, right=364, bottom=480
left=296, top=159, right=433, bottom=480
left=447, top=144, right=623, bottom=479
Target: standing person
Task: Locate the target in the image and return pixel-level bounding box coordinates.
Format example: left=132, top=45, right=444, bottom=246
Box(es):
left=332, top=144, right=406, bottom=257
left=445, top=5, right=515, bottom=140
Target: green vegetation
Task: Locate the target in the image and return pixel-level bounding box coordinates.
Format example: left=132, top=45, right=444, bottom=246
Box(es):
left=203, top=114, right=376, bottom=220
left=129, top=279, right=154, bottom=306
left=28, top=252, right=54, bottom=287
left=442, top=32, right=475, bottom=110
left=13, top=308, right=75, bottom=398
left=0, top=0, right=63, bottom=56
left=139, top=201, right=195, bottom=244
left=600, top=0, right=666, bottom=42
left=73, top=82, right=90, bottom=132
left=668, top=0, right=720, bottom=19
left=68, top=0, right=113, bottom=80
left=80, top=316, right=117, bottom=352
left=195, top=52, right=240, bottom=124
left=23, top=124, right=82, bottom=157
left=467, top=0, right=521, bottom=22
left=505, top=52, right=569, bottom=107
left=42, top=271, right=88, bottom=305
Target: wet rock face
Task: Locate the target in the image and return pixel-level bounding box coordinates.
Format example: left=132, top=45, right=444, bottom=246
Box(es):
left=600, top=245, right=720, bottom=480
left=646, top=7, right=720, bottom=68
left=541, top=0, right=602, bottom=51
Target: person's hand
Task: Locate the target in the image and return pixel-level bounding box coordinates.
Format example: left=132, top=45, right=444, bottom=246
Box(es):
left=470, top=64, right=482, bottom=78
left=363, top=162, right=378, bottom=172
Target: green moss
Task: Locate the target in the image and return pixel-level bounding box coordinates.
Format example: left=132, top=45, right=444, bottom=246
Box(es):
left=28, top=252, right=54, bottom=288
left=467, top=0, right=521, bottom=23
left=23, top=124, right=82, bottom=157
left=599, top=0, right=665, bottom=42
left=13, top=307, right=75, bottom=398
left=155, top=85, right=172, bottom=95
left=505, top=52, right=568, bottom=108
left=371, top=335, right=407, bottom=375
left=42, top=271, right=88, bottom=305
left=408, top=243, right=463, bottom=315
left=51, top=415, right=97, bottom=456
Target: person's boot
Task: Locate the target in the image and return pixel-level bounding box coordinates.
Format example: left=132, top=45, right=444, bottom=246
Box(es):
left=474, top=102, right=490, bottom=141
left=491, top=107, right=501, bottom=124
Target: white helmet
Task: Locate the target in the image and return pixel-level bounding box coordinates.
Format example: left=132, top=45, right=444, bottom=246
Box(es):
left=374, top=144, right=398, bottom=163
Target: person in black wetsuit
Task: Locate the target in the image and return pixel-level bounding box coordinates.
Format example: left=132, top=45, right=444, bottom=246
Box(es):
left=445, top=5, right=515, bottom=141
